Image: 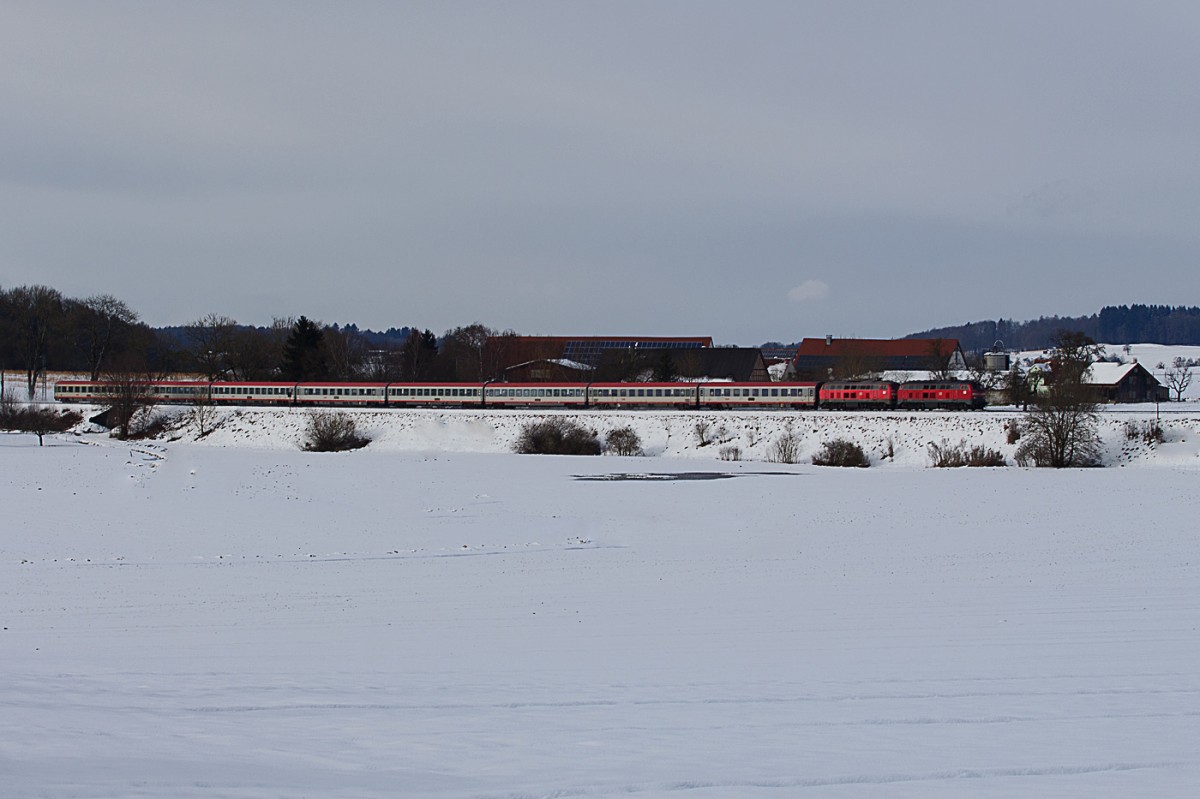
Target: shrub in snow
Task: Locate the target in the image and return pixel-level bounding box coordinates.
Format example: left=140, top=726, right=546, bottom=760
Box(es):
left=927, top=439, right=1006, bottom=468
left=515, top=418, right=601, bottom=456
left=1014, top=402, right=1101, bottom=468
left=767, top=432, right=800, bottom=464
left=303, top=411, right=370, bottom=452
left=0, top=400, right=81, bottom=446
left=1006, top=421, right=1021, bottom=445
left=811, top=438, right=870, bottom=468
left=604, top=426, right=643, bottom=456
left=124, top=413, right=171, bottom=441
left=693, top=420, right=712, bottom=447
left=1123, top=420, right=1164, bottom=444
left=718, top=445, right=742, bottom=461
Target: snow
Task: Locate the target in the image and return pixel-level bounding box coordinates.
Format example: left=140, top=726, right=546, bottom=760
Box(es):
left=1085, top=361, right=1142, bottom=385
left=4, top=412, right=1200, bottom=797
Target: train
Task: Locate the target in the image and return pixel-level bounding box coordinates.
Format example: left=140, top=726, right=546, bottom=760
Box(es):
left=55, top=378, right=988, bottom=411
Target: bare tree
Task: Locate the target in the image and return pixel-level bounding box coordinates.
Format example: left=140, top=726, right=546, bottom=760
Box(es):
left=191, top=383, right=216, bottom=438
left=1015, top=331, right=1103, bottom=467
left=1015, top=384, right=1101, bottom=467
left=925, top=338, right=954, bottom=380
left=439, top=323, right=496, bottom=382
left=833, top=341, right=885, bottom=380
left=5, top=285, right=64, bottom=398
left=481, top=330, right=521, bottom=381
left=1164, top=357, right=1193, bottom=401
left=77, top=294, right=139, bottom=380
left=101, top=360, right=161, bottom=440
left=323, top=326, right=368, bottom=380
left=186, top=313, right=238, bottom=380
left=1047, top=330, right=1104, bottom=386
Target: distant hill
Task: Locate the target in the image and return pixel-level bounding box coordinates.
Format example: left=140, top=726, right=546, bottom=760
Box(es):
left=906, top=305, right=1200, bottom=352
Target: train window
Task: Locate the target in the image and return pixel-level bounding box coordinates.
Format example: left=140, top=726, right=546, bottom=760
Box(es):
left=619, top=389, right=627, bottom=397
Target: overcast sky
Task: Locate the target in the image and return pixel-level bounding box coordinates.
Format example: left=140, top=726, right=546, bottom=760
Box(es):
left=3, top=2, right=1198, bottom=344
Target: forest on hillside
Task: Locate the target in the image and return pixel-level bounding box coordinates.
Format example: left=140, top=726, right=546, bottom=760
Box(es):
left=907, top=305, right=1200, bottom=352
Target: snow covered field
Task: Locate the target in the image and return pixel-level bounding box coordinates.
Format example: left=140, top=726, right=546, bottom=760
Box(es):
left=3, top=418, right=1200, bottom=798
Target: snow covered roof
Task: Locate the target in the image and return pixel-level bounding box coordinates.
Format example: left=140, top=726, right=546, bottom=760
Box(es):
left=1084, top=361, right=1141, bottom=386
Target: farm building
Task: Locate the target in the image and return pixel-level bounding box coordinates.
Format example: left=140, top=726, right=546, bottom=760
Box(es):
left=485, top=336, right=712, bottom=377
left=594, top=347, right=769, bottom=383
left=502, top=358, right=593, bottom=383
left=792, top=336, right=966, bottom=379
left=1084, top=362, right=1167, bottom=403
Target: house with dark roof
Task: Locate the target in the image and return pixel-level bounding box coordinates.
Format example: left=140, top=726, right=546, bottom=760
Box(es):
left=502, top=358, right=593, bottom=383
left=792, top=336, right=966, bottom=379
left=1084, top=361, right=1166, bottom=403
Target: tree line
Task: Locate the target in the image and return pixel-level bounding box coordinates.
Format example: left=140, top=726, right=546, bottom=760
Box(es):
left=907, top=305, right=1200, bottom=352
left=0, top=284, right=519, bottom=397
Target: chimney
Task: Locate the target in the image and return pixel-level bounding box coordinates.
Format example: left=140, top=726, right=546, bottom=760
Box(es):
left=825, top=334, right=833, bottom=347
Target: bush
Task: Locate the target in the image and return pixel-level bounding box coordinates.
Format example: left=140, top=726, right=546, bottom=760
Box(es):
left=927, top=439, right=1007, bottom=467
left=1124, top=420, right=1164, bottom=444
left=0, top=400, right=82, bottom=445
left=515, top=418, right=601, bottom=455
left=124, top=413, right=171, bottom=441
left=768, top=431, right=800, bottom=464
left=1006, top=421, right=1021, bottom=445
left=811, top=438, right=870, bottom=467
left=1014, top=405, right=1101, bottom=468
left=604, top=426, right=643, bottom=456
left=718, top=444, right=742, bottom=461
left=303, top=411, right=371, bottom=452
left=693, top=420, right=712, bottom=447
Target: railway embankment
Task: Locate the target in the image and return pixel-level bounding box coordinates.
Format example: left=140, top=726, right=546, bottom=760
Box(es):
left=135, top=405, right=1200, bottom=467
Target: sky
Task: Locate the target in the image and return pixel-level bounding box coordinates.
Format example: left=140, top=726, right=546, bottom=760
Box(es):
left=2, top=2, right=1198, bottom=344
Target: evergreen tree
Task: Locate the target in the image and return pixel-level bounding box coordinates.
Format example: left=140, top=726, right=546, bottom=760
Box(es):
left=280, top=316, right=328, bottom=381
left=652, top=350, right=677, bottom=383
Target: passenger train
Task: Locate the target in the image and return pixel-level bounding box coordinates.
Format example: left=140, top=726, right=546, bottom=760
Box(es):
left=55, top=378, right=988, bottom=411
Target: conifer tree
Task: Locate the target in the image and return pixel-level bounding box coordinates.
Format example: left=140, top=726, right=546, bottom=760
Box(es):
left=280, top=316, right=328, bottom=381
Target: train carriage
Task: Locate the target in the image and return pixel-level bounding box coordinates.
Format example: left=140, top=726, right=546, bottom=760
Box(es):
left=699, top=382, right=818, bottom=409
left=586, top=382, right=700, bottom=408
left=482, top=382, right=587, bottom=408
left=293, top=382, right=389, bottom=406
left=896, top=380, right=987, bottom=410
left=55, top=379, right=214, bottom=404
left=385, top=382, right=484, bottom=407
left=818, top=381, right=899, bottom=410
left=208, top=381, right=299, bottom=405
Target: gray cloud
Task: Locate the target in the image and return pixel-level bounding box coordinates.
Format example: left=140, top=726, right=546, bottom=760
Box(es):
left=2, top=2, right=1199, bottom=343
